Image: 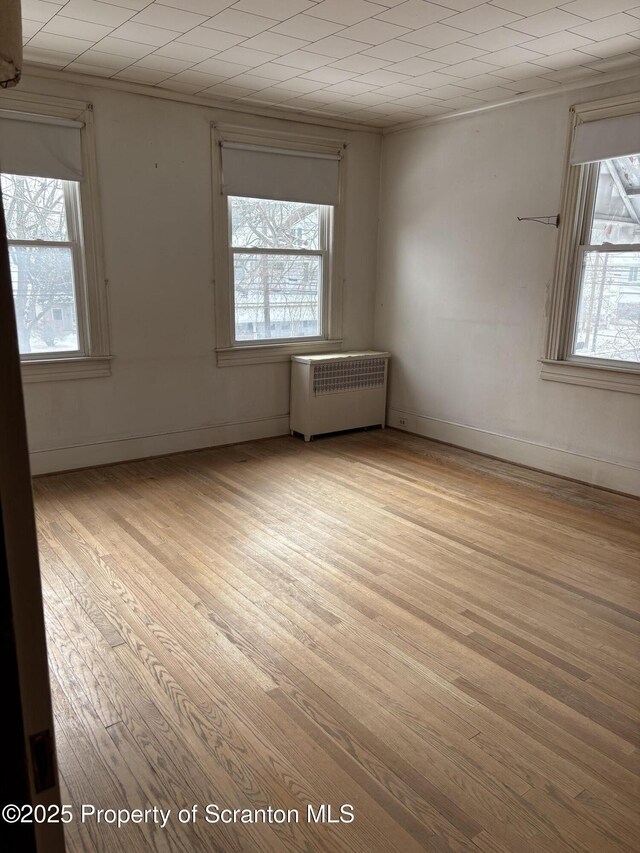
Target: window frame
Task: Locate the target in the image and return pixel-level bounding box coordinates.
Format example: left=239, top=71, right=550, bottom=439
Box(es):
left=228, top=196, right=332, bottom=347
left=0, top=91, right=110, bottom=382
left=542, top=93, right=640, bottom=395
left=212, top=124, right=345, bottom=367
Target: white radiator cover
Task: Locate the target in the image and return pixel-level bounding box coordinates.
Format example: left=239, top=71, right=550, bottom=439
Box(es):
left=290, top=351, right=390, bottom=441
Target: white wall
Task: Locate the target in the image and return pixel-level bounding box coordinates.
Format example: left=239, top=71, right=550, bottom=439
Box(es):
left=376, top=77, right=640, bottom=495
left=14, top=76, right=381, bottom=474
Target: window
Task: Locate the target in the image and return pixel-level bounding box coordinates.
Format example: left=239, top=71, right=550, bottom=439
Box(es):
left=213, top=126, right=344, bottom=366
left=2, top=174, right=83, bottom=357
left=0, top=95, right=109, bottom=381
left=229, top=196, right=330, bottom=343
left=543, top=95, right=640, bottom=393
left=572, top=156, right=640, bottom=364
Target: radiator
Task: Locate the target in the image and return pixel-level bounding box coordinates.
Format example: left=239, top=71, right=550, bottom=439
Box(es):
left=290, top=351, right=390, bottom=442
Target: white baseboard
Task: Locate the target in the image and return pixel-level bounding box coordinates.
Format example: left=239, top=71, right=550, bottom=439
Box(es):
left=387, top=408, right=640, bottom=497
left=29, top=414, right=290, bottom=475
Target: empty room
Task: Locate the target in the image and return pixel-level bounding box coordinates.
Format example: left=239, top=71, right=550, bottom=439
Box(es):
left=1, top=0, right=639, bottom=851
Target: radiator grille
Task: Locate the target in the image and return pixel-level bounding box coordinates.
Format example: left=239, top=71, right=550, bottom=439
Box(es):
left=312, top=358, right=386, bottom=395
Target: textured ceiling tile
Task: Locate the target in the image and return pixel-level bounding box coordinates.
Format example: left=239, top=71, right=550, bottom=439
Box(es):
left=508, top=8, right=589, bottom=37
left=70, top=48, right=133, bottom=68
left=460, top=25, right=531, bottom=49
left=43, top=16, right=113, bottom=41
left=239, top=32, right=309, bottom=53
left=444, top=57, right=506, bottom=74
left=388, top=55, right=448, bottom=73
left=90, top=36, right=151, bottom=60
left=522, top=29, right=594, bottom=53
left=306, top=35, right=376, bottom=57
left=305, top=0, right=388, bottom=26
left=109, top=21, right=181, bottom=46
left=203, top=9, right=278, bottom=36
left=134, top=53, right=193, bottom=71
left=468, top=83, right=518, bottom=98
left=233, top=0, right=317, bottom=19
left=248, top=61, right=301, bottom=79
left=575, top=32, right=640, bottom=57
left=540, top=63, right=602, bottom=81
left=362, top=38, right=428, bottom=59
left=22, top=0, right=64, bottom=25
left=375, top=0, right=457, bottom=28
left=330, top=53, right=392, bottom=71
left=270, top=14, right=345, bottom=40
left=409, top=68, right=461, bottom=84
left=115, top=65, right=173, bottom=83
left=153, top=41, right=217, bottom=61
left=481, top=43, right=544, bottom=63
left=302, top=65, right=359, bottom=82
left=274, top=49, right=334, bottom=69
left=28, top=31, right=94, bottom=53
left=159, top=0, right=235, bottom=13
left=569, top=12, right=640, bottom=40
left=176, top=26, right=244, bottom=49
left=559, top=0, right=638, bottom=21
left=500, top=73, right=558, bottom=89
left=129, top=4, right=208, bottom=31
left=422, top=41, right=486, bottom=61
left=355, top=67, right=412, bottom=84
left=400, top=22, right=478, bottom=47
left=490, top=0, right=560, bottom=13
left=422, top=81, right=475, bottom=96
left=60, top=0, right=134, bottom=27
left=529, top=47, right=590, bottom=68
left=491, top=59, right=553, bottom=77
left=337, top=19, right=411, bottom=43
left=213, top=45, right=278, bottom=65
left=443, top=4, right=523, bottom=33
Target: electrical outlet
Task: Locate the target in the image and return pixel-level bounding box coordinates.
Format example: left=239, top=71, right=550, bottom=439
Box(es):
left=398, top=417, right=407, bottom=426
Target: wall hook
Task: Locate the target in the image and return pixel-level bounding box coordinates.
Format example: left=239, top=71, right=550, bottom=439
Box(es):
left=517, top=215, right=560, bottom=227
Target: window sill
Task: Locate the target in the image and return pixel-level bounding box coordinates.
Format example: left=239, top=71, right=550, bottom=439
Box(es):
left=21, top=356, right=112, bottom=383
left=540, top=359, right=640, bottom=394
left=216, top=339, right=343, bottom=367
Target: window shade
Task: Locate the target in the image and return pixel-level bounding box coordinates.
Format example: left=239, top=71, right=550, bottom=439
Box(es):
left=570, top=113, right=640, bottom=165
left=0, top=110, right=84, bottom=181
left=220, top=142, right=341, bottom=205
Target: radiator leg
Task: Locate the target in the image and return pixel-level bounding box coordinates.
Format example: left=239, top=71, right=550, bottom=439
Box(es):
left=304, top=434, right=311, bottom=442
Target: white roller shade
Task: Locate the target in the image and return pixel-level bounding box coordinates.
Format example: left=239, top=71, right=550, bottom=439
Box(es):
left=571, top=113, right=640, bottom=165
left=221, top=142, right=341, bottom=205
left=0, top=110, right=84, bottom=181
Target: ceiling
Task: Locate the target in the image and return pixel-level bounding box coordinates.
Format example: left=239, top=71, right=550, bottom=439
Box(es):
left=20, top=0, right=640, bottom=128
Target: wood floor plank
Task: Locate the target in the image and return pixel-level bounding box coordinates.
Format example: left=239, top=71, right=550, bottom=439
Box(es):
left=33, top=430, right=640, bottom=853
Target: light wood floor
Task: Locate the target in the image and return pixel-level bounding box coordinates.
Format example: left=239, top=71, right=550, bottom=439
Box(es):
left=34, top=429, right=639, bottom=853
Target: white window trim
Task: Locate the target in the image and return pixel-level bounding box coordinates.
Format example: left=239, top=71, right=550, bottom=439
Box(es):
left=0, top=90, right=110, bottom=382
left=211, top=123, right=345, bottom=366
left=543, top=92, right=640, bottom=395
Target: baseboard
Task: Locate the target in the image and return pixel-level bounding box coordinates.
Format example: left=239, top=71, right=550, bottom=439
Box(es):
left=29, top=414, right=290, bottom=475
left=387, top=408, right=640, bottom=497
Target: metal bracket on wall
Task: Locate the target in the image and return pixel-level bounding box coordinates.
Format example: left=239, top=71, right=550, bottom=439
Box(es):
left=517, top=215, right=560, bottom=227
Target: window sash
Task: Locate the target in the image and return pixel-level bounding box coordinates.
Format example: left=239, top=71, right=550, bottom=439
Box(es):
left=228, top=201, right=332, bottom=347
left=5, top=178, right=88, bottom=360
left=565, top=165, right=640, bottom=366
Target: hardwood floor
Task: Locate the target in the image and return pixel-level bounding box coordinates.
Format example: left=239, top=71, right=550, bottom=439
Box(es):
left=33, top=429, right=640, bottom=853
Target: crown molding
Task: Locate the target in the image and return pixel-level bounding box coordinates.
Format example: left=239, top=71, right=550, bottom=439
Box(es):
left=384, top=67, right=640, bottom=136
left=21, top=63, right=383, bottom=135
